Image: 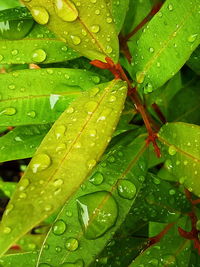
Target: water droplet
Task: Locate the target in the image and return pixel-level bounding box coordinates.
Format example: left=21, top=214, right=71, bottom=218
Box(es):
left=162, top=254, right=176, bottom=266
left=65, top=238, right=79, bottom=251
left=54, top=125, right=66, bottom=139
left=106, top=45, right=113, bottom=54
left=61, top=259, right=84, bottom=267
left=27, top=111, right=36, bottom=118
left=77, top=191, right=118, bottom=239
left=168, top=4, right=173, bottom=11
left=30, top=6, right=50, bottom=25
left=144, top=83, right=153, bottom=94
left=44, top=205, right=53, bottom=212
left=109, top=95, right=116, bottom=102
left=54, top=0, right=79, bottom=22
left=56, top=143, right=67, bottom=152
left=1, top=107, right=16, bottom=116
left=136, top=71, right=145, bottom=83
left=148, top=258, right=159, bottom=265
left=32, top=49, right=47, bottom=63
left=89, top=172, right=104, bottom=185
left=53, top=220, right=67, bottom=235
left=11, top=49, right=18, bottom=56
left=91, top=24, right=100, bottom=33
left=3, top=227, right=11, bottom=234
left=117, top=180, right=136, bottom=200
left=168, top=145, right=177, bottom=156
left=8, top=84, right=16, bottom=90
left=30, top=153, right=51, bottom=173
left=169, top=189, right=176, bottom=195
left=66, top=107, right=74, bottom=114
left=66, top=210, right=73, bottom=217
left=71, top=35, right=81, bottom=45
left=106, top=17, right=112, bottom=23
left=165, top=159, right=173, bottom=171
left=91, top=76, right=100, bottom=84
left=188, top=34, right=198, bottom=43
left=19, top=178, right=30, bottom=191
left=85, top=101, right=98, bottom=114
left=55, top=246, right=62, bottom=253
left=53, top=179, right=64, bottom=186
left=19, top=192, right=27, bottom=199
left=89, top=129, right=97, bottom=137
left=149, top=47, right=154, bottom=53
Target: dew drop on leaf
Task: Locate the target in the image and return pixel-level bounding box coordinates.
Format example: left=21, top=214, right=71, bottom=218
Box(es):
left=54, top=0, right=79, bottom=22
left=117, top=180, right=137, bottom=200
left=168, top=145, right=177, bottom=156
left=188, top=34, right=198, bottom=43
left=30, top=153, right=51, bottom=173
left=53, top=220, right=67, bottom=235
left=19, top=179, right=30, bottom=191
left=77, top=191, right=118, bottom=239
left=71, top=35, right=81, bottom=45
left=32, top=49, right=47, bottom=63
left=54, top=125, right=66, bottom=139
left=89, top=172, right=104, bottom=185
left=27, top=111, right=36, bottom=118
left=91, top=25, right=100, bottom=33
left=65, top=238, right=79, bottom=251
left=1, top=107, right=17, bottom=116
left=3, top=227, right=11, bottom=234
left=30, top=6, right=50, bottom=25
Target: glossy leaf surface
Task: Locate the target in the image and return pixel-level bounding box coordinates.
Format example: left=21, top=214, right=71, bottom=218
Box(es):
left=187, top=45, right=200, bottom=75
left=111, top=0, right=129, bottom=34
left=0, top=68, right=105, bottom=126
left=37, top=133, right=147, bottom=266
left=158, top=122, right=200, bottom=197
left=0, top=252, right=38, bottom=267
left=131, top=0, right=200, bottom=91
left=0, top=79, right=127, bottom=256
left=22, top=0, right=119, bottom=62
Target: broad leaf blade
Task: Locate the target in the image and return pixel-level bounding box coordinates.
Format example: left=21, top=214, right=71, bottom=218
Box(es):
left=158, top=122, right=200, bottom=197
left=131, top=0, right=200, bottom=91
left=0, top=79, right=127, bottom=256
left=187, top=45, right=200, bottom=75
left=111, top=0, right=130, bottom=34
left=37, top=133, right=147, bottom=266
left=22, top=0, right=119, bottom=62
left=0, top=68, right=105, bottom=126
left=0, top=125, right=50, bottom=163
left=0, top=252, right=38, bottom=267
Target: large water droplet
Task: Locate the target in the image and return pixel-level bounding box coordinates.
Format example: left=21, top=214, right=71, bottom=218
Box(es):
left=71, top=35, right=81, bottom=45
left=168, top=145, right=177, bottom=156
left=65, top=238, right=79, bottom=251
left=30, top=6, right=50, bottom=25
left=54, top=125, right=66, bottom=139
left=117, top=180, right=136, bottom=200
left=1, top=107, right=16, bottom=116
left=77, top=191, right=118, bottom=239
left=30, top=153, right=51, bottom=173
left=91, top=24, right=100, bottom=33
left=19, top=178, right=30, bottom=191
left=188, top=34, right=198, bottom=43
left=53, top=220, right=67, bottom=235
left=32, top=49, right=47, bottom=63
left=89, top=172, right=104, bottom=185
left=54, top=0, right=79, bottom=22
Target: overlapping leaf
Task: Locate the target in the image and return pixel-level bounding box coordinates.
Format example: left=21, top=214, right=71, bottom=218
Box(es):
left=158, top=122, right=200, bottom=197
left=111, top=0, right=130, bottom=34
left=130, top=0, right=200, bottom=91
left=37, top=132, right=147, bottom=266
left=22, top=0, right=119, bottom=62
left=0, top=68, right=105, bottom=126
left=187, top=45, right=200, bottom=75
left=0, top=79, right=127, bottom=256
left=0, top=251, right=38, bottom=267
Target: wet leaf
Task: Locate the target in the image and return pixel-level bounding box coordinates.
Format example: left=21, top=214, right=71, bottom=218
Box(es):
left=37, top=132, right=148, bottom=266
left=0, top=68, right=106, bottom=126
left=0, top=251, right=38, bottom=267
left=0, top=179, right=17, bottom=198
left=130, top=0, right=200, bottom=91
left=0, top=125, right=50, bottom=163
left=0, top=79, right=127, bottom=256
left=187, top=45, right=200, bottom=75
left=130, top=217, right=191, bottom=267
left=111, top=0, right=130, bottom=34
left=158, top=122, right=200, bottom=197
left=22, top=0, right=119, bottom=62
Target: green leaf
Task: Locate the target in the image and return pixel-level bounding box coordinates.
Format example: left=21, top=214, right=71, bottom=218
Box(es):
left=0, top=68, right=106, bottom=126
left=0, top=251, right=38, bottom=267
left=0, top=0, right=21, bottom=11
left=130, top=218, right=191, bottom=267
left=37, top=132, right=147, bottom=266
left=0, top=125, right=50, bottom=163
left=22, top=0, right=119, bottom=62
left=111, top=0, right=130, bottom=34
left=0, top=179, right=17, bottom=198
left=130, top=0, right=200, bottom=91
left=187, top=45, right=200, bottom=75
left=158, top=122, right=200, bottom=197
left=0, top=79, right=127, bottom=256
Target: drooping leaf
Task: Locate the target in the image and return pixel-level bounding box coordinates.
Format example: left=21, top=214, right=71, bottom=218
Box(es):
left=158, top=122, right=200, bottom=197
left=37, top=132, right=148, bottom=266
left=130, top=0, right=200, bottom=91
left=0, top=125, right=51, bottom=163
left=0, top=79, right=127, bottom=256
left=130, top=217, right=191, bottom=267
left=187, top=45, right=200, bottom=75
left=22, top=0, right=119, bottom=62
left=0, top=68, right=106, bottom=126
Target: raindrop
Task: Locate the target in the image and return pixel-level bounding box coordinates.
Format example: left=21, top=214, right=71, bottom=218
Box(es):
left=109, top=95, right=116, bottom=102
left=168, top=145, right=177, bottom=156
left=144, top=83, right=153, bottom=94
left=27, top=111, right=36, bottom=118
left=106, top=45, right=113, bottom=54
left=11, top=49, right=18, bottom=56
left=53, top=220, right=67, bottom=235
left=71, top=35, right=81, bottom=45
left=19, top=178, right=30, bottom=191
left=54, top=0, right=79, bottom=22
left=32, top=49, right=47, bottom=63
left=3, top=227, right=11, bottom=234
left=77, top=191, right=118, bottom=239
left=44, top=205, right=53, bottom=212
left=30, top=153, right=51, bottom=173
left=168, top=4, right=173, bottom=11
left=117, top=180, right=136, bottom=200
left=66, top=107, right=74, bottom=114
left=169, top=189, right=176, bottom=195
left=53, top=179, right=64, bottom=186
left=106, top=17, right=112, bottom=23
left=54, top=125, right=66, bottom=139
left=149, top=47, right=154, bottom=53
left=8, top=84, right=16, bottom=90
left=91, top=25, right=100, bottom=33
left=55, top=246, right=62, bottom=253
left=65, top=238, right=79, bottom=251
left=188, top=34, right=198, bottom=43
left=30, top=6, right=50, bottom=25
left=87, top=159, right=96, bottom=169
left=1, top=107, right=16, bottom=116
left=89, top=172, right=104, bottom=185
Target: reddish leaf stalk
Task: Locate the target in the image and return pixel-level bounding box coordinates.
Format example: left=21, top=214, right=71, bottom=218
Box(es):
left=152, top=103, right=166, bottom=124
left=90, top=57, right=161, bottom=157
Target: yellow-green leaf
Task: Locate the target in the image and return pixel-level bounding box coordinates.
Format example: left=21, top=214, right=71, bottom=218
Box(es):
left=22, top=0, right=119, bottom=62
left=0, top=79, right=127, bottom=256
